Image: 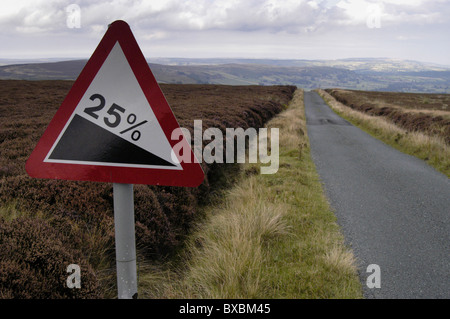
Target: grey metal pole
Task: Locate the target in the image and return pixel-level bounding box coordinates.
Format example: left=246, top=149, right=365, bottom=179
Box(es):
left=113, top=183, right=138, bottom=299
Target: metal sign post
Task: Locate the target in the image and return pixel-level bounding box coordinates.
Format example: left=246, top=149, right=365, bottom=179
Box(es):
left=113, top=183, right=138, bottom=299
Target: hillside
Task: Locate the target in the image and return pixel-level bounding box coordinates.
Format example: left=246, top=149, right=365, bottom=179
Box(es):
left=1, top=58, right=449, bottom=93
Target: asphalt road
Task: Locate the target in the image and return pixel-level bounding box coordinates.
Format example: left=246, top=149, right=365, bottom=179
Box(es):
left=304, top=91, right=450, bottom=299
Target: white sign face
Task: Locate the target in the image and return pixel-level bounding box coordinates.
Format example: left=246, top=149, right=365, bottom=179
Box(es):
left=44, top=42, right=182, bottom=170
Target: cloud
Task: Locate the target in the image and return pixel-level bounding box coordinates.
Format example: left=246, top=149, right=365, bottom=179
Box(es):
left=0, top=0, right=449, bottom=64
left=1, top=0, right=448, bottom=37
left=335, top=0, right=449, bottom=26
left=0, top=0, right=342, bottom=35
left=81, top=0, right=326, bottom=34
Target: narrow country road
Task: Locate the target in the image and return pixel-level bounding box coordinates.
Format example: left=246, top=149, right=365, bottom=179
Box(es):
left=304, top=91, right=450, bottom=299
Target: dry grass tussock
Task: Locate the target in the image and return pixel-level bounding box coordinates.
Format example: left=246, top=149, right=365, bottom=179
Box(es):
left=138, top=178, right=292, bottom=299
left=180, top=180, right=292, bottom=298
left=268, top=90, right=307, bottom=152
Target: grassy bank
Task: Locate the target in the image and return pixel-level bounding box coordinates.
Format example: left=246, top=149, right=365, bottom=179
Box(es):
left=138, top=89, right=363, bottom=299
left=317, top=89, right=450, bottom=178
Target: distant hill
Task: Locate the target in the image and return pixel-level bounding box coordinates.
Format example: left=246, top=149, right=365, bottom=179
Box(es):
left=1, top=58, right=449, bottom=93
left=0, top=60, right=86, bottom=80
left=0, top=57, right=79, bottom=66
left=148, top=57, right=450, bottom=73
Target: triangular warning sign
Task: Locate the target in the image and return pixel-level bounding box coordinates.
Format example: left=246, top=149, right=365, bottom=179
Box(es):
left=26, top=20, right=204, bottom=187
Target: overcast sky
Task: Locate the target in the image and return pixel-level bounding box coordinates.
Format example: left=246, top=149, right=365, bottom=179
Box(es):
left=1, top=0, right=449, bottom=65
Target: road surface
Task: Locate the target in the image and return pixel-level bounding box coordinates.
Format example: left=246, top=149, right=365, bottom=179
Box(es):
left=304, top=91, right=449, bottom=299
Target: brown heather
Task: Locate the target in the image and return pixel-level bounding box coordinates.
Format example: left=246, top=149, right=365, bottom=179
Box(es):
left=0, top=80, right=295, bottom=298
left=0, top=216, right=100, bottom=298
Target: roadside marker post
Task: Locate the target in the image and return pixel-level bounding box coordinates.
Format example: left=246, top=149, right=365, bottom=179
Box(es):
left=26, top=20, right=204, bottom=299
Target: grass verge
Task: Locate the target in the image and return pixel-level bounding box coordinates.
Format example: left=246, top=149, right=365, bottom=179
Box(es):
left=138, top=89, right=363, bottom=299
left=317, top=89, right=450, bottom=178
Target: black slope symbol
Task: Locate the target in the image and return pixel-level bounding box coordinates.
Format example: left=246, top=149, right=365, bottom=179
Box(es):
left=49, top=114, right=176, bottom=167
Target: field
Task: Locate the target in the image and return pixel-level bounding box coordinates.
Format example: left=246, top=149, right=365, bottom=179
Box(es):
left=0, top=80, right=295, bottom=298
left=325, top=89, right=450, bottom=144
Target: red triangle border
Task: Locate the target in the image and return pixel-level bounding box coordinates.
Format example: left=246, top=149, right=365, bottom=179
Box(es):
left=26, top=20, right=204, bottom=187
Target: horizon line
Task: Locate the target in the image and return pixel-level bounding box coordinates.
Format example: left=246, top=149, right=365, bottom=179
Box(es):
left=1, top=56, right=450, bottom=68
